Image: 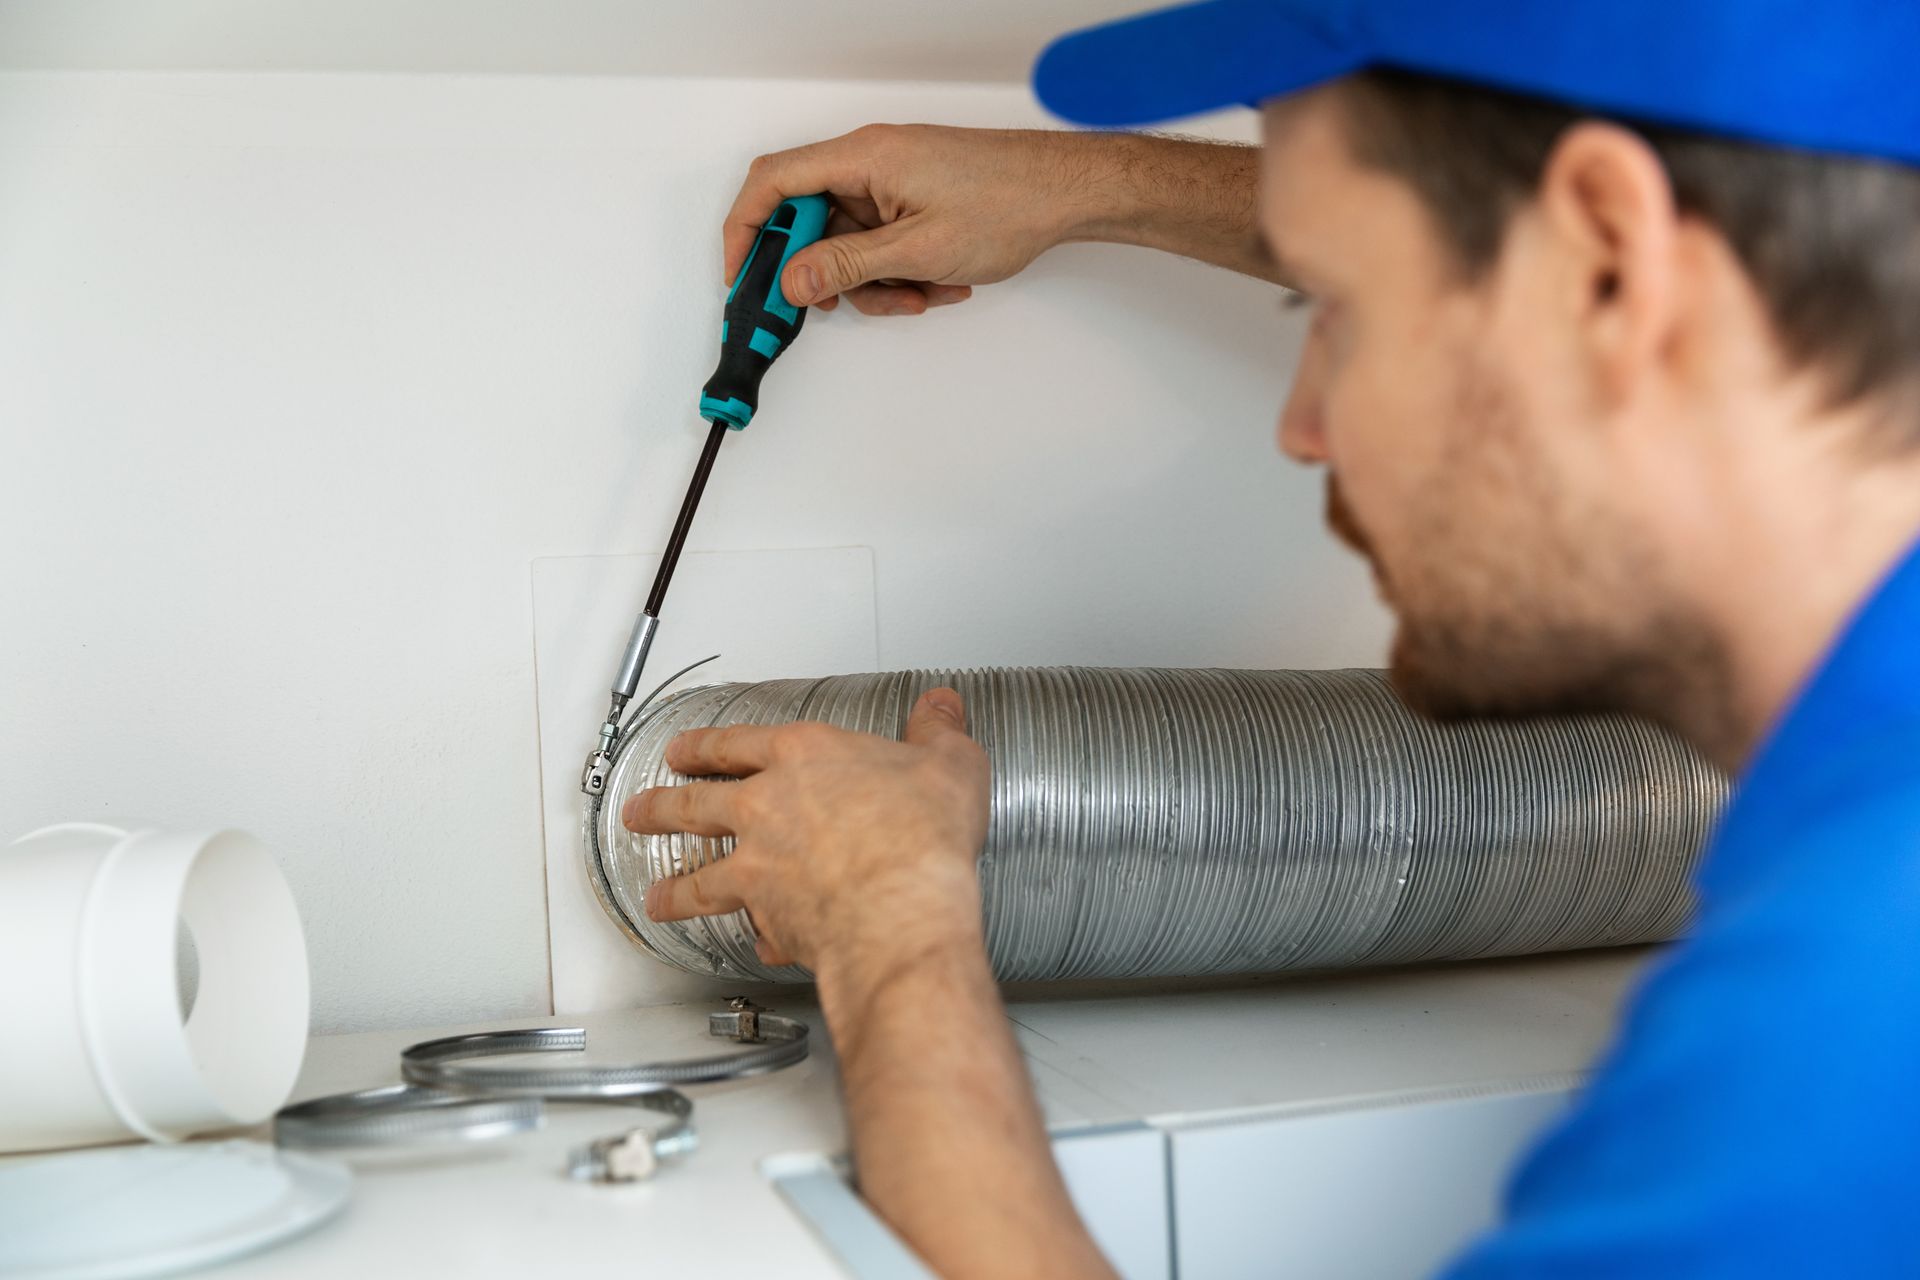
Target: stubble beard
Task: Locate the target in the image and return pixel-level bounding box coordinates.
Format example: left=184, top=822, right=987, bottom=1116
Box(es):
left=1325, top=357, right=1741, bottom=760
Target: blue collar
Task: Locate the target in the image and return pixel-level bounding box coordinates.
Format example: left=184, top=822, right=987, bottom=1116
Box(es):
left=1701, top=533, right=1920, bottom=897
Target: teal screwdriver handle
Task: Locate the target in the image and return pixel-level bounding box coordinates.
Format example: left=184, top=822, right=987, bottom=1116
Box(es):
left=699, top=194, right=831, bottom=429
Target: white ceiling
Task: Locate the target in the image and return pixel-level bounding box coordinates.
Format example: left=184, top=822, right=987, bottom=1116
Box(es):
left=0, top=0, right=1151, bottom=82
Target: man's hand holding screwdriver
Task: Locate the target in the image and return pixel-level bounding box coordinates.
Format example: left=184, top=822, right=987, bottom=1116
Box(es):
left=721, top=123, right=1281, bottom=319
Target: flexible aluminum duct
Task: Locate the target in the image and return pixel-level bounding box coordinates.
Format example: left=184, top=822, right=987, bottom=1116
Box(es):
left=585, top=667, right=1726, bottom=984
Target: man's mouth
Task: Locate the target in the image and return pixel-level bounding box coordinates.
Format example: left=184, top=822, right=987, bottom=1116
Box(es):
left=1324, top=475, right=1395, bottom=604
left=1325, top=476, right=1374, bottom=558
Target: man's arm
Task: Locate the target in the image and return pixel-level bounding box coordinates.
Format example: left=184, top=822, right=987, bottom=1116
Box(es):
left=627, top=690, right=1114, bottom=1278
left=722, top=124, right=1284, bottom=319
left=1055, top=130, right=1276, bottom=279
left=821, top=918, right=1114, bottom=1277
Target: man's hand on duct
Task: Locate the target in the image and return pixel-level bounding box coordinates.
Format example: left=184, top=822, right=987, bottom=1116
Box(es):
left=621, top=687, right=991, bottom=977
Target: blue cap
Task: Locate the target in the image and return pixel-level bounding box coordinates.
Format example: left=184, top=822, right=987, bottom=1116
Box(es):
left=1034, top=0, right=1920, bottom=169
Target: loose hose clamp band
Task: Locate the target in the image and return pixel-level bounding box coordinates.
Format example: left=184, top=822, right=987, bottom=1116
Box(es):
left=275, top=1080, right=696, bottom=1183
left=566, top=1089, right=698, bottom=1185
left=272, top=1007, right=805, bottom=1182
left=273, top=1084, right=542, bottom=1151
left=399, top=1004, right=808, bottom=1095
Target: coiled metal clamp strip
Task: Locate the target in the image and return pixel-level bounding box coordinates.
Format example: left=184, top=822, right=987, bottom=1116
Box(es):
left=274, top=1084, right=542, bottom=1151
left=400, top=1005, right=809, bottom=1094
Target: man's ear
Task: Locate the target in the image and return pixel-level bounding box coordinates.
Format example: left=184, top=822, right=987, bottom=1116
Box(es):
left=1536, top=122, right=1680, bottom=406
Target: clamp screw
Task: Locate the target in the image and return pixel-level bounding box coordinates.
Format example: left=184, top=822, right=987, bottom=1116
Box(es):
left=723, top=996, right=771, bottom=1041
left=569, top=1123, right=699, bottom=1183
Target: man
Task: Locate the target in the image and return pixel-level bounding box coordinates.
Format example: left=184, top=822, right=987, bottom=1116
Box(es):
left=624, top=1, right=1920, bottom=1274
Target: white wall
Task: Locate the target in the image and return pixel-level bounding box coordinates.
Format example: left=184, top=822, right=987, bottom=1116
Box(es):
left=0, top=0, right=1147, bottom=82
left=0, top=70, right=1391, bottom=1033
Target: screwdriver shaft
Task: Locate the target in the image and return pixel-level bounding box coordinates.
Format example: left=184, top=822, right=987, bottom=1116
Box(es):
left=645, top=419, right=729, bottom=618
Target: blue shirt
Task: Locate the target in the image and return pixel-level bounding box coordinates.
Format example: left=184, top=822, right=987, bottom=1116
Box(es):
left=1446, top=539, right=1920, bottom=1279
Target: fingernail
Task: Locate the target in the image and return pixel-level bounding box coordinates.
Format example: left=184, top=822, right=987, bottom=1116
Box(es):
left=792, top=263, right=819, bottom=303
left=621, top=795, right=641, bottom=827
left=643, top=884, right=661, bottom=920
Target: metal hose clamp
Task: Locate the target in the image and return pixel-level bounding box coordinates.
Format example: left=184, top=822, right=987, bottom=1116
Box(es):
left=564, top=1089, right=698, bottom=1184
left=274, top=1083, right=543, bottom=1151
left=275, top=1082, right=697, bottom=1183
left=399, top=1003, right=808, bottom=1095
left=273, top=1001, right=802, bottom=1183
left=570, top=1129, right=677, bottom=1183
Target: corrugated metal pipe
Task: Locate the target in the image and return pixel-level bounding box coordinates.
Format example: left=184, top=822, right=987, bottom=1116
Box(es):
left=586, top=667, right=1726, bottom=984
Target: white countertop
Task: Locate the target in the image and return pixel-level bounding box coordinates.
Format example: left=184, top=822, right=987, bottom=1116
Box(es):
left=209, top=947, right=1655, bottom=1278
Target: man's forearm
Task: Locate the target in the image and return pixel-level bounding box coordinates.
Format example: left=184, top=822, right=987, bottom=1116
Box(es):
left=819, top=919, right=1115, bottom=1279
left=1051, top=131, right=1279, bottom=283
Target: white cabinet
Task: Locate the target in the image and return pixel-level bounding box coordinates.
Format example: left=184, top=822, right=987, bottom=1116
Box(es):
left=772, top=1083, right=1577, bottom=1279
left=1056, top=1125, right=1172, bottom=1280
left=1166, top=1086, right=1575, bottom=1279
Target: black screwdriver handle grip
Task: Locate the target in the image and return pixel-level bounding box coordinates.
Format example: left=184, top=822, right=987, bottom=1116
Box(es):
left=698, top=194, right=831, bottom=429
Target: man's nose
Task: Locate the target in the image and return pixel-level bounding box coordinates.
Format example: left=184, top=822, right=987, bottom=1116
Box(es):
left=1279, top=328, right=1331, bottom=464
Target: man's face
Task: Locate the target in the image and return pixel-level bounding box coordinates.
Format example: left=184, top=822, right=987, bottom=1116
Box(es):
left=1259, top=87, right=1703, bottom=723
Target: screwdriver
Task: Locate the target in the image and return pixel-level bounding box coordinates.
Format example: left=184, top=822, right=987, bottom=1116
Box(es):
left=581, top=193, right=832, bottom=796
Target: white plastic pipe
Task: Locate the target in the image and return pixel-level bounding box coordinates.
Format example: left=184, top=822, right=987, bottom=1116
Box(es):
left=0, top=823, right=311, bottom=1153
